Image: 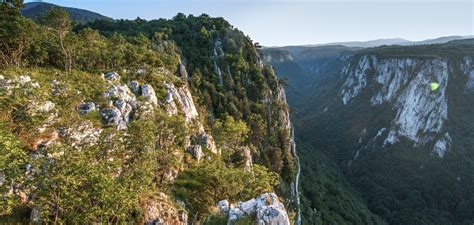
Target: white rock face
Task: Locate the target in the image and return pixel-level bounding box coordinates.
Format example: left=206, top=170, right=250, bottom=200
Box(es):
left=212, top=39, right=225, bottom=86
left=462, top=57, right=474, bottom=91
left=342, top=55, right=450, bottom=146
left=341, top=55, right=373, bottom=105
left=223, top=193, right=290, bottom=225
left=162, top=82, right=199, bottom=122
left=432, top=133, right=452, bottom=158
left=140, top=84, right=159, bottom=106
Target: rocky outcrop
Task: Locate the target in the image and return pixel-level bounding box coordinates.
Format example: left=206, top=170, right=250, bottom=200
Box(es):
left=0, top=75, right=40, bottom=94
left=100, top=82, right=161, bottom=129
left=187, top=145, right=204, bottom=162
left=220, top=193, right=290, bottom=225
left=162, top=82, right=199, bottom=122
left=341, top=56, right=450, bottom=146
left=103, top=71, right=120, bottom=82
left=462, top=57, right=474, bottom=91
left=59, top=121, right=102, bottom=148
left=141, top=192, right=187, bottom=225
left=432, top=133, right=452, bottom=158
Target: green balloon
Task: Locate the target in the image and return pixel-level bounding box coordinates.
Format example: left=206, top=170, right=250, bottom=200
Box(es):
left=430, top=82, right=439, bottom=91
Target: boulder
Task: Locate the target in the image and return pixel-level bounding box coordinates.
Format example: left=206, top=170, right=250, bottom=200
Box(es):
left=223, top=193, right=290, bottom=225
left=104, top=71, right=120, bottom=82
left=128, top=80, right=140, bottom=94
left=100, top=107, right=127, bottom=130
left=77, top=102, right=96, bottom=115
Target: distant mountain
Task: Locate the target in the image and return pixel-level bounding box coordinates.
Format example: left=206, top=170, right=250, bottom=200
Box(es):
left=274, top=36, right=474, bottom=49
left=21, top=2, right=112, bottom=24
left=405, top=35, right=474, bottom=45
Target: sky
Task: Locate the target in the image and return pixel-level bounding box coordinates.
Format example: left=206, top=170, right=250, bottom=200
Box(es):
left=27, top=0, right=473, bottom=46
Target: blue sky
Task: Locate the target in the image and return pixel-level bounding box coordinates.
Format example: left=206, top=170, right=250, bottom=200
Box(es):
left=27, top=0, right=473, bottom=46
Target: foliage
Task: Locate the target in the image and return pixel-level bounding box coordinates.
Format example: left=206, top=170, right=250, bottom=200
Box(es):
left=174, top=162, right=279, bottom=221
left=0, top=122, right=28, bottom=216
left=212, top=115, right=249, bottom=149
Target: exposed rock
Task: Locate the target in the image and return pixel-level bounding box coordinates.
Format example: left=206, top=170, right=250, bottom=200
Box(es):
left=341, top=55, right=372, bottom=105
left=102, top=84, right=137, bottom=129
left=343, top=56, right=449, bottom=146
left=128, top=80, right=140, bottom=94
left=136, top=68, right=146, bottom=75
left=141, top=84, right=158, bottom=106
left=177, top=63, right=188, bottom=80
left=28, top=101, right=55, bottom=116
left=240, top=146, right=253, bottom=172
left=101, top=107, right=127, bottom=130
left=218, top=200, right=230, bottom=213
left=432, top=133, right=452, bottom=158
left=162, top=87, right=178, bottom=116
left=103, top=84, right=137, bottom=108
left=187, top=145, right=204, bottom=162
left=104, top=71, right=120, bottom=82
left=19, top=75, right=32, bottom=84
left=30, top=207, right=41, bottom=224
left=77, top=102, right=96, bottom=115
left=198, top=131, right=218, bottom=154
left=163, top=168, right=179, bottom=182
left=223, top=193, right=290, bottom=225
left=162, top=82, right=198, bottom=122
left=141, top=192, right=187, bottom=225
left=462, top=57, right=474, bottom=91
left=59, top=121, right=102, bottom=148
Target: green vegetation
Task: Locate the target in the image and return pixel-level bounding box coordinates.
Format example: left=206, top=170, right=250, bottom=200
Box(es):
left=0, top=1, right=294, bottom=223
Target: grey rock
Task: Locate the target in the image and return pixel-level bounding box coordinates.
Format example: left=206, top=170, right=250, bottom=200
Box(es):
left=162, top=82, right=198, bottom=122
left=178, top=63, right=188, bottom=80
left=101, top=107, right=127, bottom=130
left=104, top=71, right=120, bottom=81
left=77, top=102, right=96, bottom=115
left=432, top=133, right=452, bottom=158
left=218, top=200, right=230, bottom=213
left=30, top=208, right=41, bottom=224
left=59, top=121, right=102, bottom=148
left=128, top=80, right=140, bottom=94
left=141, top=84, right=158, bottom=106
left=224, top=193, right=290, bottom=225
left=143, top=192, right=187, bottom=225
left=187, top=145, right=204, bottom=162
left=199, top=132, right=218, bottom=154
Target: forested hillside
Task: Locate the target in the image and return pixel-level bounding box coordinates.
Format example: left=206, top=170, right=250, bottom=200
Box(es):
left=0, top=1, right=295, bottom=224
left=266, top=40, right=474, bottom=224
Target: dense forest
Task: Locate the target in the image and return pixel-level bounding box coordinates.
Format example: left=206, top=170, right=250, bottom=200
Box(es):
left=0, top=0, right=295, bottom=223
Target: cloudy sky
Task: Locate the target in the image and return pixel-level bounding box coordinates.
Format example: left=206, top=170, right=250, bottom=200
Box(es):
left=27, top=0, right=473, bottom=46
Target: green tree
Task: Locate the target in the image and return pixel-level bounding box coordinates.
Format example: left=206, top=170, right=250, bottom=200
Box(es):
left=0, top=0, right=37, bottom=67
left=42, top=8, right=73, bottom=72
left=212, top=115, right=249, bottom=149
left=174, top=161, right=278, bottom=222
